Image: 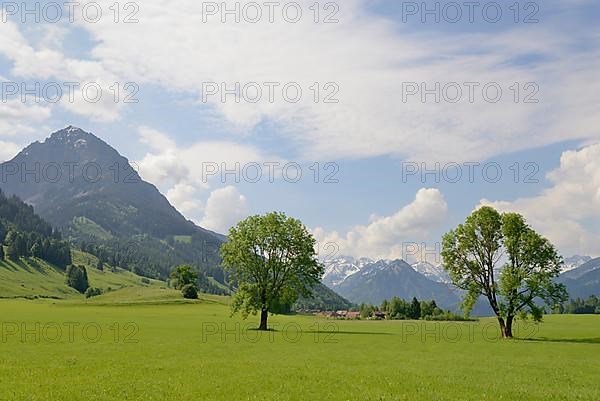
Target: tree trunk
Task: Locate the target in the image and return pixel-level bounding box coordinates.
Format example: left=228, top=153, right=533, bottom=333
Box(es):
left=497, top=317, right=507, bottom=338
left=258, top=309, right=268, bottom=331
left=503, top=316, right=514, bottom=338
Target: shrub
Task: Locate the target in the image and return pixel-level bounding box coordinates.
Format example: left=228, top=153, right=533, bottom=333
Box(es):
left=141, top=277, right=151, bottom=284
left=85, top=287, right=103, bottom=298
left=181, top=284, right=198, bottom=299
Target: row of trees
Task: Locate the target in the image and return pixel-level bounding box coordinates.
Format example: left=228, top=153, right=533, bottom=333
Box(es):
left=1, top=230, right=71, bottom=267
left=359, top=297, right=444, bottom=320
left=0, top=190, right=57, bottom=237
left=555, top=296, right=600, bottom=314
left=357, top=297, right=469, bottom=321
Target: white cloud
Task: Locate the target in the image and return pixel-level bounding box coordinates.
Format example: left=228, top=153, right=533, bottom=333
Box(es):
left=199, top=186, right=249, bottom=233
left=0, top=15, right=126, bottom=122
left=138, top=125, right=177, bottom=151
left=166, top=183, right=203, bottom=215
left=0, top=140, right=20, bottom=162
left=479, top=144, right=600, bottom=257
left=313, top=188, right=448, bottom=260
left=1, top=2, right=597, bottom=162
left=135, top=125, right=283, bottom=210
left=60, top=0, right=600, bottom=163
left=0, top=99, right=52, bottom=138
left=135, top=126, right=282, bottom=232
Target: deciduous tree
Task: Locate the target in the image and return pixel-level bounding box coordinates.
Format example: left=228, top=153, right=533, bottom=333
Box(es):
left=441, top=206, right=567, bottom=338
left=221, top=212, right=323, bottom=330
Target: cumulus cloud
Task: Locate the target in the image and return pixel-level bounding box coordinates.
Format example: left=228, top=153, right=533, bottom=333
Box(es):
left=479, top=144, right=600, bottom=256
left=136, top=126, right=285, bottom=191
left=135, top=126, right=279, bottom=232
left=166, top=183, right=203, bottom=215
left=199, top=186, right=249, bottom=233
left=312, top=188, right=448, bottom=260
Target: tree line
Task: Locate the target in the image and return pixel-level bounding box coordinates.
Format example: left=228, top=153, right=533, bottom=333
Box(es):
left=555, top=296, right=600, bottom=314
left=0, top=190, right=71, bottom=267
left=358, top=297, right=470, bottom=321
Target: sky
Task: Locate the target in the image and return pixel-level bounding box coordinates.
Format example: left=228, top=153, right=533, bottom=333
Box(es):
left=0, top=0, right=599, bottom=262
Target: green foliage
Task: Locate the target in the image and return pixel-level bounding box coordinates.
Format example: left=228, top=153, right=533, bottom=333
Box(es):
left=181, top=283, right=199, bottom=299
left=6, top=240, right=19, bottom=260
left=169, top=265, right=199, bottom=290
left=424, top=311, right=476, bottom=321
left=85, top=287, right=103, bottom=298
left=409, top=297, right=422, bottom=320
left=441, top=206, right=568, bottom=337
left=221, top=212, right=323, bottom=329
left=0, top=190, right=71, bottom=267
left=557, top=296, right=600, bottom=314
left=66, top=265, right=89, bottom=293
left=361, top=297, right=448, bottom=320
left=359, top=303, right=376, bottom=319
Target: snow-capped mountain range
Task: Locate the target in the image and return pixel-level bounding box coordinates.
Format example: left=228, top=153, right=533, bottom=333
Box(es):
left=411, top=261, right=451, bottom=283
left=321, top=256, right=374, bottom=287
left=324, top=254, right=592, bottom=288
left=322, top=254, right=592, bottom=307
left=322, top=256, right=450, bottom=288
left=322, top=256, right=460, bottom=309
left=562, top=255, right=592, bottom=273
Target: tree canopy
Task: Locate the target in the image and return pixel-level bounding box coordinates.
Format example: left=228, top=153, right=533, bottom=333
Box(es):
left=170, top=265, right=199, bottom=290
left=221, top=212, right=323, bottom=330
left=441, top=206, right=568, bottom=338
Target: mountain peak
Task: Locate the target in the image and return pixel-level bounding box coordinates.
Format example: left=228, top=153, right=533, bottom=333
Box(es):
left=46, top=126, right=95, bottom=145
left=0, top=126, right=225, bottom=281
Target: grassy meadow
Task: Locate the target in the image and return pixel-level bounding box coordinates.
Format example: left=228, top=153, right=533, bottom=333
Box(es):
left=1, top=291, right=599, bottom=401
left=0, top=251, right=164, bottom=300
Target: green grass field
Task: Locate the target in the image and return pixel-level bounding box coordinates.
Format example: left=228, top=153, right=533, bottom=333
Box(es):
left=1, top=292, right=599, bottom=401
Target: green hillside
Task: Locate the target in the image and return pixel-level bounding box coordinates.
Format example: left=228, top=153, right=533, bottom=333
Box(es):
left=0, top=249, right=165, bottom=299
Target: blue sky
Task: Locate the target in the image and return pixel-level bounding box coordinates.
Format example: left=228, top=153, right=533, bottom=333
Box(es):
left=1, top=0, right=599, bottom=260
